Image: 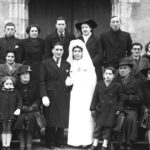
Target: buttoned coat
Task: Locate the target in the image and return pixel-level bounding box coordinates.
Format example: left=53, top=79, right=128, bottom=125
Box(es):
left=19, top=37, right=45, bottom=82
left=90, top=80, right=122, bottom=127
left=99, top=30, right=132, bottom=67
left=14, top=80, right=40, bottom=133
left=40, top=58, right=70, bottom=128
left=0, top=89, right=22, bottom=121
left=0, top=36, right=21, bottom=63
left=78, top=34, right=102, bottom=80
left=128, top=56, right=150, bottom=76
left=44, top=31, right=75, bottom=60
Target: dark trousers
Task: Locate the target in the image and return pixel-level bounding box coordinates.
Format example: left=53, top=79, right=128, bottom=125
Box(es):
left=45, top=126, right=64, bottom=147
left=93, top=125, right=112, bottom=140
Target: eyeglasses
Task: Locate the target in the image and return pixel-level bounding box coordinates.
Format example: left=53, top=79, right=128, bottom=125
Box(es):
left=132, top=48, right=141, bottom=51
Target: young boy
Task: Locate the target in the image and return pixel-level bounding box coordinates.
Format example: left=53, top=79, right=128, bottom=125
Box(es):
left=90, top=66, right=122, bottom=150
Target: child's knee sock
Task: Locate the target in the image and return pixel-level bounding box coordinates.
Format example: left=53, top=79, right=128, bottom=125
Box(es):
left=1, top=133, right=7, bottom=147
left=102, top=139, right=108, bottom=148
left=93, top=139, right=99, bottom=146
left=6, top=132, right=12, bottom=147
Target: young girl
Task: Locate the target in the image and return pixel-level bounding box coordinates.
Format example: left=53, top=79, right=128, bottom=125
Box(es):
left=0, top=76, right=22, bottom=150
left=90, top=67, right=122, bottom=150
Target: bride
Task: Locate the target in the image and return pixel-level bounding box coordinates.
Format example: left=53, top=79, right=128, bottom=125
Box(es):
left=67, top=39, right=96, bottom=147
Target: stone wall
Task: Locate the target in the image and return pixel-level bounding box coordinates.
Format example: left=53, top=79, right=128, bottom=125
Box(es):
left=0, top=0, right=29, bottom=39
left=112, top=0, right=150, bottom=53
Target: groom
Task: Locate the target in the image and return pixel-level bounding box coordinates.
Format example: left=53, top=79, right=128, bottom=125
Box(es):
left=40, top=41, right=71, bottom=149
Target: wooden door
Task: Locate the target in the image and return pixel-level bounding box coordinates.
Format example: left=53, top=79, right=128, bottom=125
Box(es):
left=29, top=0, right=111, bottom=38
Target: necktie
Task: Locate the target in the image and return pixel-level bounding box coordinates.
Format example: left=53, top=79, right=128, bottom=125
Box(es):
left=56, top=59, right=60, bottom=67
left=60, top=33, right=64, bottom=41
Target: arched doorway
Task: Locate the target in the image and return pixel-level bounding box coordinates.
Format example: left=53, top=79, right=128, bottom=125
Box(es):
left=29, top=0, right=112, bottom=38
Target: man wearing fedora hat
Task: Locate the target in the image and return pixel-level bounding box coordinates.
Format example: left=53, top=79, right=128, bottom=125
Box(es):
left=99, top=16, right=132, bottom=68
left=45, top=16, right=75, bottom=60
left=116, top=58, right=142, bottom=150
left=75, top=19, right=102, bottom=80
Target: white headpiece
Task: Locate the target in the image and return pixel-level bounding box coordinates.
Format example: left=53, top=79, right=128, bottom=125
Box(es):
left=67, top=39, right=95, bottom=71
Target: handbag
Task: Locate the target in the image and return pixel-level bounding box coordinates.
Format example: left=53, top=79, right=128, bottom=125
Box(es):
left=140, top=111, right=148, bottom=129
left=34, top=110, right=46, bottom=129
left=113, top=112, right=125, bottom=133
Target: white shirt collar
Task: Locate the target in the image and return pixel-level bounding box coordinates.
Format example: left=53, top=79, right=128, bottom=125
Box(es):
left=82, top=33, right=92, bottom=44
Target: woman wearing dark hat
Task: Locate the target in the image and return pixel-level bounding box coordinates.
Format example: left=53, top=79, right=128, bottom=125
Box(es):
left=14, top=65, right=41, bottom=150
left=116, top=58, right=143, bottom=150
left=140, top=66, right=150, bottom=150
left=75, top=19, right=102, bottom=80
left=19, top=24, right=45, bottom=84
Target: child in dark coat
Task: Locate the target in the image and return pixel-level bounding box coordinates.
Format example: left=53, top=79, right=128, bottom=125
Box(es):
left=90, top=67, right=122, bottom=150
left=0, top=76, right=22, bottom=150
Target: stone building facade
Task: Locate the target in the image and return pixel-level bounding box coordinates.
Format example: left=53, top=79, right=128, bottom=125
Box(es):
left=0, top=0, right=149, bottom=51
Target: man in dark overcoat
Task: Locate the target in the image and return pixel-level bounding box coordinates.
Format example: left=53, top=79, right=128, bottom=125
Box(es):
left=0, top=22, right=21, bottom=63
left=99, top=16, right=132, bottom=68
left=40, top=42, right=70, bottom=149
left=44, top=16, right=75, bottom=60
left=127, top=42, right=150, bottom=81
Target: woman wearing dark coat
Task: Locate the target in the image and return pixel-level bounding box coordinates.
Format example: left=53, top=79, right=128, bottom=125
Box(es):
left=19, top=24, right=45, bottom=83
left=75, top=19, right=102, bottom=80
left=140, top=66, right=150, bottom=150
left=14, top=65, right=40, bottom=150
left=116, top=58, right=143, bottom=150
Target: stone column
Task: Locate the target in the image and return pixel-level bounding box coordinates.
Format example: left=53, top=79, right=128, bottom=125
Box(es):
left=0, top=0, right=29, bottom=39
left=111, top=0, right=150, bottom=52
left=111, top=0, right=140, bottom=32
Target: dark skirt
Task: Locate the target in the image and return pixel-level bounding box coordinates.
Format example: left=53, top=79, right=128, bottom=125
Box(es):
left=14, top=112, right=36, bottom=133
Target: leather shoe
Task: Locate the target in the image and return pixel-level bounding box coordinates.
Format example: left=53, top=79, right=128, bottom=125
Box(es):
left=90, top=145, right=98, bottom=150
left=101, top=146, right=107, bottom=150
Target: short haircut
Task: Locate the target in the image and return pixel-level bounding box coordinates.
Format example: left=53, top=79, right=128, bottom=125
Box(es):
left=110, top=16, right=121, bottom=22
left=5, top=22, right=15, bottom=28
left=55, top=16, right=66, bottom=23
left=132, top=42, right=143, bottom=49
left=52, top=41, right=64, bottom=49
left=145, top=41, right=150, bottom=52
left=104, top=66, right=116, bottom=75
left=26, top=24, right=41, bottom=35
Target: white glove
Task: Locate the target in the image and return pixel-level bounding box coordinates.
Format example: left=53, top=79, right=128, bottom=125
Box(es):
left=65, top=76, right=73, bottom=86
left=42, top=96, right=50, bottom=107
left=14, top=109, right=21, bottom=116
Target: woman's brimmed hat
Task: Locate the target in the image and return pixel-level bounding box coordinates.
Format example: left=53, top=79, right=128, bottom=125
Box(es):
left=119, top=58, right=133, bottom=68
left=141, top=66, right=150, bottom=77
left=75, top=19, right=97, bottom=31
left=18, top=65, right=32, bottom=75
